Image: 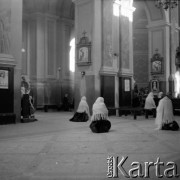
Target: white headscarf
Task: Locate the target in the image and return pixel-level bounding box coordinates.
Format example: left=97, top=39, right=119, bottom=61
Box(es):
left=144, top=92, right=156, bottom=109
left=77, top=96, right=90, bottom=117
left=155, top=96, right=174, bottom=130
left=158, top=92, right=163, bottom=98
left=91, top=97, right=108, bottom=121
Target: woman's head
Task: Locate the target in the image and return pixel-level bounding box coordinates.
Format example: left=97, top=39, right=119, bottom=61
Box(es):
left=148, top=92, right=154, bottom=98
left=158, top=92, right=164, bottom=98
left=81, top=96, right=86, bottom=101
left=95, top=97, right=104, bottom=103
left=166, top=92, right=172, bottom=99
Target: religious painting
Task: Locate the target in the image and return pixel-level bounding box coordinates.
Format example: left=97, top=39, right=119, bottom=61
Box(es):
left=151, top=79, right=159, bottom=93
left=0, top=70, right=8, bottom=89
left=151, top=49, right=163, bottom=74
left=78, top=46, right=89, bottom=62
left=76, top=31, right=91, bottom=66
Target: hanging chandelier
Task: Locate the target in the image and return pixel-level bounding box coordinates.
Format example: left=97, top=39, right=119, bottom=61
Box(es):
left=155, top=0, right=178, bottom=10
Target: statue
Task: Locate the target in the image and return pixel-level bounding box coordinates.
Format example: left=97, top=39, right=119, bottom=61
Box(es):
left=21, top=76, right=36, bottom=122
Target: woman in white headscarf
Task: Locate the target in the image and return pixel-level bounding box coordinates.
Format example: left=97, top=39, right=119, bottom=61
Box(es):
left=144, top=92, right=156, bottom=118
left=155, top=93, right=179, bottom=131
left=69, top=96, right=90, bottom=122
left=89, top=97, right=111, bottom=133
left=158, top=92, right=164, bottom=99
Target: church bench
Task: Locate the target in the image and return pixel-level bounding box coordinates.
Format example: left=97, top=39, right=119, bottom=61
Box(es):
left=171, top=98, right=180, bottom=114
left=44, top=104, right=59, bottom=112
left=108, top=106, right=144, bottom=120
left=0, top=113, right=16, bottom=125
left=36, top=104, right=59, bottom=112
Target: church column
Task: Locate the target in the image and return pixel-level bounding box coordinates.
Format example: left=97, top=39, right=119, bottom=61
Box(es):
left=28, top=13, right=46, bottom=108
left=28, top=13, right=59, bottom=108
left=170, top=6, right=180, bottom=96
left=93, top=0, right=102, bottom=99
left=59, top=18, right=74, bottom=98
left=36, top=14, right=46, bottom=107
left=73, top=0, right=135, bottom=111
left=118, top=0, right=135, bottom=107
left=0, top=0, right=22, bottom=123
left=73, top=0, right=102, bottom=111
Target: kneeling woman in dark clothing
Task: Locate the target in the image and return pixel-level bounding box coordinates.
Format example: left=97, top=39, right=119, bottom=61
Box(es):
left=90, top=97, right=111, bottom=133
left=69, top=96, right=90, bottom=122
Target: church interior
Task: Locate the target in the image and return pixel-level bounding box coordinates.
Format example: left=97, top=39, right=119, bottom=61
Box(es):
left=0, top=0, right=180, bottom=122
left=0, top=0, right=180, bottom=179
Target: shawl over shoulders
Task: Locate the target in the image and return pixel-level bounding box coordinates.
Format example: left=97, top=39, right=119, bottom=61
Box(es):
left=76, top=96, right=90, bottom=117
left=144, top=92, right=156, bottom=109
left=155, top=96, right=174, bottom=130
left=91, top=97, right=109, bottom=121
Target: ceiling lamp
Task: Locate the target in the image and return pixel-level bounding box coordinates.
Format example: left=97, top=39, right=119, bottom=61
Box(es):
left=155, top=0, right=178, bottom=10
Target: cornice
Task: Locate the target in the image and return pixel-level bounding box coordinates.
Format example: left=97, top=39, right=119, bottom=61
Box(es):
left=146, top=20, right=170, bottom=29
left=0, top=54, right=16, bottom=67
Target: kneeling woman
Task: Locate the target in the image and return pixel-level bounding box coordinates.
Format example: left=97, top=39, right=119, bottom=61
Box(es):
left=155, top=93, right=179, bottom=131
left=90, top=97, right=111, bottom=133
left=69, top=96, right=90, bottom=122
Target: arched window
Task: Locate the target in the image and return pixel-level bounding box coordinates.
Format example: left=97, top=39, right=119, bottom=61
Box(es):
left=69, top=38, right=75, bottom=72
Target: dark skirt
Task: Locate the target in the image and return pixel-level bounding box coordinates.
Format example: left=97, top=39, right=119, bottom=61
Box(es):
left=69, top=112, right=89, bottom=122
left=162, top=121, right=179, bottom=131
left=89, top=120, right=111, bottom=133
left=21, top=94, right=31, bottom=118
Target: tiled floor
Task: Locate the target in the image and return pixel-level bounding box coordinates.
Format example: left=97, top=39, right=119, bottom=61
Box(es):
left=0, top=111, right=180, bottom=180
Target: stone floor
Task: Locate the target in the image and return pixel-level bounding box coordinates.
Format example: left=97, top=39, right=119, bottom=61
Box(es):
left=0, top=111, right=180, bottom=180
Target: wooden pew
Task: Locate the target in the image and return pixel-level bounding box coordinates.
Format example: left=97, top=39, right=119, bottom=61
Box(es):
left=108, top=106, right=144, bottom=120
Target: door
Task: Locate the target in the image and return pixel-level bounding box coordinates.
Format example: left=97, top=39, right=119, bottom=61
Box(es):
left=119, top=77, right=131, bottom=107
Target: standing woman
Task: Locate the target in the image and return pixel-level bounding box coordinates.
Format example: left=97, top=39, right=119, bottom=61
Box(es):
left=90, top=97, right=111, bottom=133
left=69, top=96, right=90, bottom=122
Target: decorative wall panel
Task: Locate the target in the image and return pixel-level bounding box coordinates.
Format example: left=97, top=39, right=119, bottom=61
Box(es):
left=134, top=53, right=149, bottom=84
left=121, top=16, right=129, bottom=69
left=102, top=0, right=113, bottom=67
left=22, top=21, right=28, bottom=75
left=0, top=9, right=11, bottom=54
left=29, top=20, right=36, bottom=76
left=152, top=29, right=164, bottom=55
left=47, top=20, right=55, bottom=77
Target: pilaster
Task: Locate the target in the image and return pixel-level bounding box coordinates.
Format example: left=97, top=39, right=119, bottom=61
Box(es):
left=0, top=0, right=22, bottom=123
left=73, top=0, right=101, bottom=110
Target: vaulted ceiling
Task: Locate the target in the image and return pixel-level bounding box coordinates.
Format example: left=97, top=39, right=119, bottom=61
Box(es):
left=134, top=0, right=164, bottom=22
left=23, top=0, right=74, bottom=19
